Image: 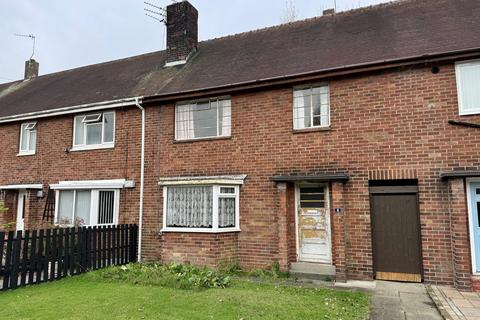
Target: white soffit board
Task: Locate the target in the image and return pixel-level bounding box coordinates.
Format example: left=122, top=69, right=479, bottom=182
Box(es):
left=50, top=179, right=130, bottom=190
left=0, top=184, right=43, bottom=190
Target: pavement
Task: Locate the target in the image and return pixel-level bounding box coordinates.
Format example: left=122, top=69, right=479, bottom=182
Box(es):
left=429, top=285, right=480, bottom=320
left=369, top=281, right=443, bottom=320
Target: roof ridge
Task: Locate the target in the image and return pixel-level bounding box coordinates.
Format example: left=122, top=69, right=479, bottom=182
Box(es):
left=0, top=50, right=166, bottom=86
left=200, top=0, right=417, bottom=44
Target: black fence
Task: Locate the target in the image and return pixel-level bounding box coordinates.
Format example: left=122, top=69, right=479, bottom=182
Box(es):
left=0, top=224, right=138, bottom=291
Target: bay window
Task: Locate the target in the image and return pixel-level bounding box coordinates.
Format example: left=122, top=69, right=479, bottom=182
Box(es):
left=73, top=111, right=115, bottom=150
left=162, top=185, right=240, bottom=232
left=175, top=98, right=231, bottom=140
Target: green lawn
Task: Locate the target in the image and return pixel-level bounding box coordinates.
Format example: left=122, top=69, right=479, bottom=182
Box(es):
left=0, top=275, right=369, bottom=320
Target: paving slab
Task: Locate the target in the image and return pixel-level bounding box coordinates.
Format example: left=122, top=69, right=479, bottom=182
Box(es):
left=371, top=281, right=443, bottom=320
left=429, top=285, right=480, bottom=320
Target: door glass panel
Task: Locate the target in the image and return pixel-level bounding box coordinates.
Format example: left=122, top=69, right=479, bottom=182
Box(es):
left=300, top=187, right=325, bottom=208
left=477, top=202, right=480, bottom=227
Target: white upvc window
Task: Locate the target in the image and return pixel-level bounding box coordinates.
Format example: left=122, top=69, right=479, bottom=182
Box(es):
left=175, top=98, right=231, bottom=140
left=293, top=84, right=330, bottom=130
left=456, top=60, right=480, bottom=115
left=72, top=111, right=115, bottom=150
left=162, top=185, right=240, bottom=233
left=19, top=122, right=37, bottom=155
left=55, top=189, right=119, bottom=226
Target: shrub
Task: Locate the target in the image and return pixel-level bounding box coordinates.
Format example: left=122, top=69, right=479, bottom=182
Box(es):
left=91, top=263, right=231, bottom=290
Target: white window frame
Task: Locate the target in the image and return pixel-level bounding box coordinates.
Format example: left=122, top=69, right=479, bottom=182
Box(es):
left=175, top=97, right=231, bottom=141
left=293, top=84, right=330, bottom=130
left=72, top=111, right=115, bottom=151
left=161, top=184, right=240, bottom=233
left=18, top=121, right=37, bottom=156
left=456, top=59, right=480, bottom=116
left=54, top=189, right=120, bottom=227
left=466, top=178, right=480, bottom=275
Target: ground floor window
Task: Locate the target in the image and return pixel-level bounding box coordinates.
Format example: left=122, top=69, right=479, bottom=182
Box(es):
left=162, top=185, right=240, bottom=233
left=56, top=189, right=119, bottom=226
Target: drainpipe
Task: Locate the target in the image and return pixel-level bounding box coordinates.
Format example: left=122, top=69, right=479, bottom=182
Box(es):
left=135, top=97, right=145, bottom=262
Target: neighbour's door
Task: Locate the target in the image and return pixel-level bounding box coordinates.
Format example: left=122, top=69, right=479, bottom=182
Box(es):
left=370, top=185, right=423, bottom=282
left=297, top=185, right=331, bottom=264
left=469, top=182, right=480, bottom=273
left=16, top=190, right=26, bottom=231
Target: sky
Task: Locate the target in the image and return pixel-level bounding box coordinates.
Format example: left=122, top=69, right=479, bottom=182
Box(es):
left=0, top=0, right=390, bottom=84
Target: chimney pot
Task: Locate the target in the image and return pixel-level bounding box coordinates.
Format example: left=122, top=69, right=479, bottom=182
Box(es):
left=323, top=8, right=335, bottom=16
left=165, top=1, right=198, bottom=67
left=24, top=59, right=39, bottom=79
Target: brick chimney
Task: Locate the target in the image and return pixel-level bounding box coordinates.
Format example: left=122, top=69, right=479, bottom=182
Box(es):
left=165, top=0, right=198, bottom=67
left=323, top=8, right=335, bottom=16
left=24, top=59, right=39, bottom=79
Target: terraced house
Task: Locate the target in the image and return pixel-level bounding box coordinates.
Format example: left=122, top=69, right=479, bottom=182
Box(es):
left=1, top=0, right=480, bottom=291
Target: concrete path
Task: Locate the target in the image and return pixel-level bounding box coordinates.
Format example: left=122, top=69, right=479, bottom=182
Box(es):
left=429, top=285, right=480, bottom=320
left=370, top=281, right=443, bottom=320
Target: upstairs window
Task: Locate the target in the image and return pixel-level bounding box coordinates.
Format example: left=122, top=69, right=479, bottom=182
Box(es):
left=162, top=185, right=240, bottom=232
left=456, top=60, right=480, bottom=115
left=19, top=122, right=37, bottom=155
left=56, top=189, right=118, bottom=226
left=73, top=112, right=115, bottom=150
left=175, top=98, right=231, bottom=140
left=293, top=85, right=330, bottom=130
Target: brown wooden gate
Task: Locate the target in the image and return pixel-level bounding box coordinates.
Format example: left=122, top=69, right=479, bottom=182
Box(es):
left=370, top=185, right=423, bottom=282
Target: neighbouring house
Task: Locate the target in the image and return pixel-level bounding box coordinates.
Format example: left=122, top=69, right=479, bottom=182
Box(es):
left=1, top=0, right=480, bottom=292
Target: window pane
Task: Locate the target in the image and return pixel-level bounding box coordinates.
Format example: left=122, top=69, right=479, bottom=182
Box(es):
left=219, top=197, right=236, bottom=228
left=103, top=113, right=115, bottom=143
left=459, top=64, right=480, bottom=112
left=166, top=186, right=213, bottom=228
left=218, top=99, right=231, bottom=136
left=75, top=190, right=91, bottom=226
left=176, top=104, right=193, bottom=140
left=193, top=101, right=217, bottom=138
left=74, top=117, right=85, bottom=145
left=98, top=191, right=115, bottom=224
left=86, top=123, right=102, bottom=145
left=20, top=125, right=29, bottom=151
left=220, top=187, right=235, bottom=194
left=58, top=191, right=74, bottom=224
left=28, top=129, right=36, bottom=152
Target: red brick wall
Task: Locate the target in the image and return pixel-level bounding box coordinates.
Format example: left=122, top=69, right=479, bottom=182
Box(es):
left=0, top=106, right=142, bottom=231
left=159, top=233, right=238, bottom=267
left=1, top=61, right=478, bottom=289
left=141, top=62, right=480, bottom=286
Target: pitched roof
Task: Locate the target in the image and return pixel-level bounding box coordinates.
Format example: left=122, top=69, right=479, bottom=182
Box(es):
left=1, top=0, right=480, bottom=119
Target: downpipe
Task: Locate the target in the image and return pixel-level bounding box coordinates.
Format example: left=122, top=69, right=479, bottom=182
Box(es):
left=135, top=97, right=145, bottom=262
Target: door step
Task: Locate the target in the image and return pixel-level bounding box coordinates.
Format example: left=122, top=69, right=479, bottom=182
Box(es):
left=290, top=262, right=336, bottom=281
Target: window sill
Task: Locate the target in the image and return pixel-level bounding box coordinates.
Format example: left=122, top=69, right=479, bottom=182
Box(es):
left=293, top=126, right=331, bottom=134
left=70, top=144, right=115, bottom=152
left=17, top=152, right=36, bottom=157
left=173, top=136, right=232, bottom=144
left=459, top=110, right=480, bottom=116
left=160, top=227, right=241, bottom=234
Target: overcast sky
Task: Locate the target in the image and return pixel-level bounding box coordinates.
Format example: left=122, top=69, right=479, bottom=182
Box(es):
left=0, top=0, right=390, bottom=84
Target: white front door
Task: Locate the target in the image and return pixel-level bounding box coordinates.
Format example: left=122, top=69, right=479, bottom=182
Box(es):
left=296, top=185, right=331, bottom=264
left=16, top=190, right=26, bottom=231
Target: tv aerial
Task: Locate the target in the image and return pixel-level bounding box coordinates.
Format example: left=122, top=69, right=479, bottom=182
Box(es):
left=14, top=33, right=36, bottom=60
